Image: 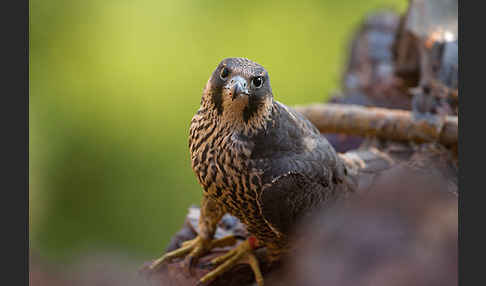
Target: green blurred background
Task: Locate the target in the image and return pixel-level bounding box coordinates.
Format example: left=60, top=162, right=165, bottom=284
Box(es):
left=30, top=0, right=406, bottom=263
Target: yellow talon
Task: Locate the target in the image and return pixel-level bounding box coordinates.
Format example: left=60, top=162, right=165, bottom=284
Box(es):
left=148, top=235, right=237, bottom=271
left=149, top=235, right=263, bottom=285
left=248, top=250, right=264, bottom=286
left=198, top=240, right=264, bottom=286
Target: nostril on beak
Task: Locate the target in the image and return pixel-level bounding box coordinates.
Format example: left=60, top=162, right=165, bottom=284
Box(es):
left=226, top=76, right=249, bottom=99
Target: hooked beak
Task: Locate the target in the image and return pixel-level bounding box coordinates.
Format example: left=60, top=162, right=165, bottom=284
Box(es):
left=224, top=76, right=250, bottom=100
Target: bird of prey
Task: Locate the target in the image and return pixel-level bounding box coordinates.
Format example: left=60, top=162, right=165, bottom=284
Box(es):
left=149, top=58, right=356, bottom=285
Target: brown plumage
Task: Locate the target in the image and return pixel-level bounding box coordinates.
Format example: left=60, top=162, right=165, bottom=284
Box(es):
left=188, top=58, right=354, bottom=258
left=150, top=58, right=358, bottom=285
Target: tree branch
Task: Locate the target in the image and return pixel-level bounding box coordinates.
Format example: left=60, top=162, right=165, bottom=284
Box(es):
left=294, top=103, right=458, bottom=147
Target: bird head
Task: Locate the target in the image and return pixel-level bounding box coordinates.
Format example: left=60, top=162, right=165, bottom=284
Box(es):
left=201, top=58, right=273, bottom=131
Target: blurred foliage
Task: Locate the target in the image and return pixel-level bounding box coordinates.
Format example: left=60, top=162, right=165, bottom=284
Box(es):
left=29, top=0, right=406, bottom=262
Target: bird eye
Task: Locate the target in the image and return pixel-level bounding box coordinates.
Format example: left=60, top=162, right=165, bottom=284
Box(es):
left=252, top=76, right=264, bottom=88
left=220, top=67, right=229, bottom=80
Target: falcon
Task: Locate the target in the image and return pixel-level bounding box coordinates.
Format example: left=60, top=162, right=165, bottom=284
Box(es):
left=150, top=58, right=355, bottom=285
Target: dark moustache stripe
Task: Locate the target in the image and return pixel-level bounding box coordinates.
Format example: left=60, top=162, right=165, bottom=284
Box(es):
left=211, top=91, right=223, bottom=115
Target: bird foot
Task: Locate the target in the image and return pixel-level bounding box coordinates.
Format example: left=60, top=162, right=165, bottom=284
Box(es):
left=148, top=235, right=237, bottom=272
left=198, top=237, right=264, bottom=286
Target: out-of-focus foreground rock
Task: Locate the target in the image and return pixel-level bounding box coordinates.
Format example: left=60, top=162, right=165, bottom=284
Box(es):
left=267, top=164, right=457, bottom=286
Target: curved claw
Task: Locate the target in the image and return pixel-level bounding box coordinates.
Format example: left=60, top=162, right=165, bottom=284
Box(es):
left=198, top=239, right=264, bottom=286
left=185, top=240, right=209, bottom=275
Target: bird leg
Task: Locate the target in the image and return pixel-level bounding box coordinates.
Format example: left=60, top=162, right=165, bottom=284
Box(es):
left=149, top=195, right=227, bottom=271
left=198, top=236, right=264, bottom=286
